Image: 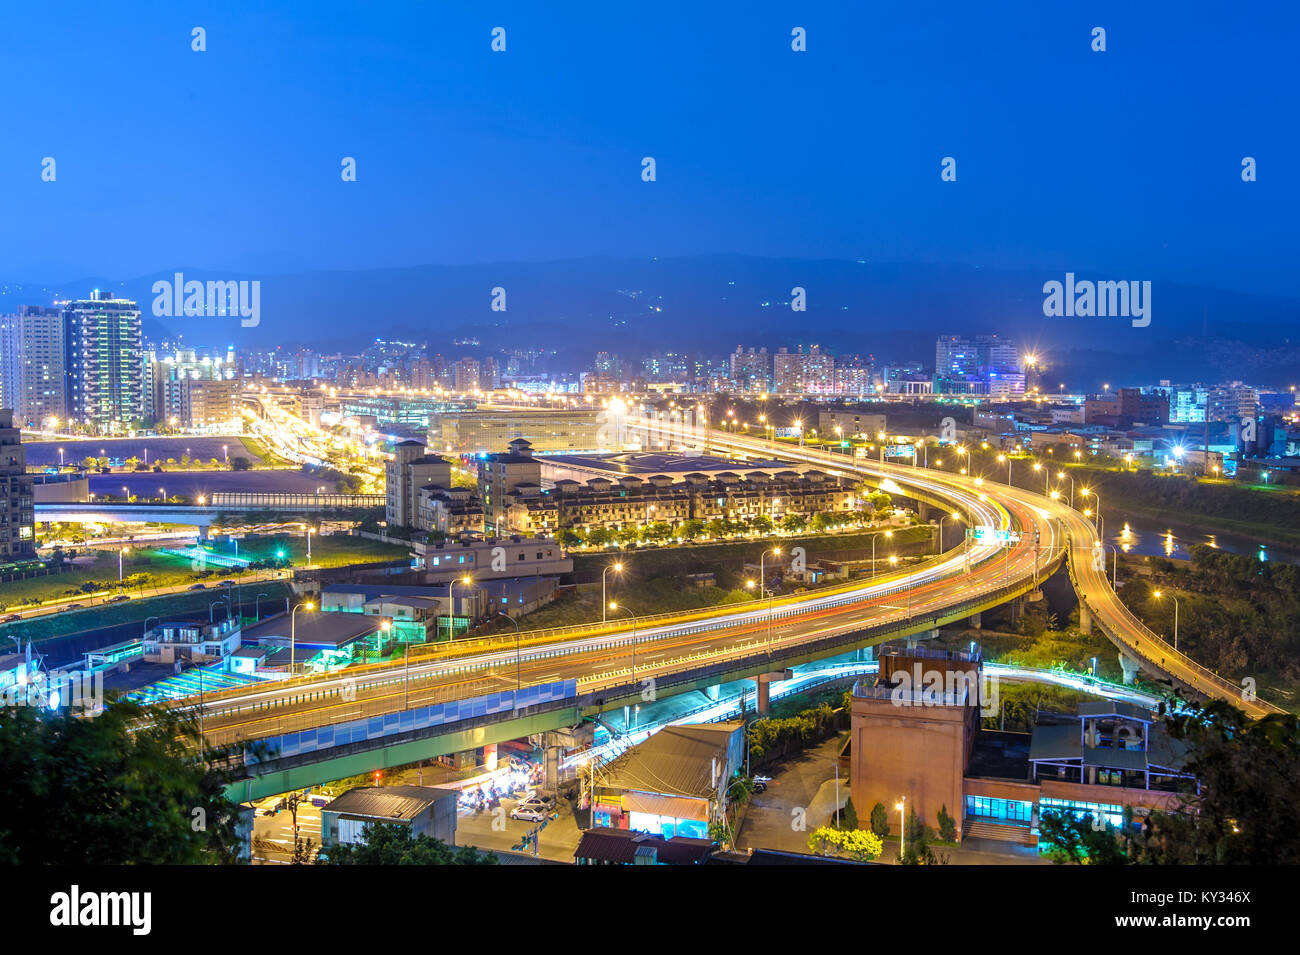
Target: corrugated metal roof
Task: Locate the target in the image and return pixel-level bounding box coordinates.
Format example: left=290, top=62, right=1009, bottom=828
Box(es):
left=322, top=785, right=458, bottom=821
left=602, top=723, right=742, bottom=798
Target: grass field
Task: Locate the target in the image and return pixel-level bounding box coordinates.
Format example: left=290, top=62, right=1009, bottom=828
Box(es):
left=3, top=534, right=409, bottom=611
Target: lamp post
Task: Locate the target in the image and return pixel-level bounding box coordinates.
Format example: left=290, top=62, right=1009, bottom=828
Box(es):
left=936, top=511, right=960, bottom=555
left=897, top=796, right=907, bottom=860
left=996, top=454, right=1011, bottom=485
left=1058, top=471, right=1074, bottom=508
left=608, top=603, right=638, bottom=678
left=1082, top=489, right=1103, bottom=544
left=290, top=600, right=315, bottom=677
left=304, top=524, right=315, bottom=567
left=254, top=592, right=268, bottom=620
left=117, top=545, right=129, bottom=591
left=499, top=612, right=523, bottom=704
left=872, top=529, right=892, bottom=578
left=602, top=561, right=623, bottom=622
left=1153, top=590, right=1179, bottom=650
left=447, top=575, right=472, bottom=640
left=760, top=547, right=781, bottom=649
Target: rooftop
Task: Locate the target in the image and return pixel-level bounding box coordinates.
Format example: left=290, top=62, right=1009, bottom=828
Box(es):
left=573, top=827, right=717, bottom=865
left=323, top=785, right=459, bottom=821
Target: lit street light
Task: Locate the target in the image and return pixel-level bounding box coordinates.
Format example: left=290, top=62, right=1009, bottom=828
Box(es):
left=1153, top=590, right=1179, bottom=651
left=290, top=600, right=315, bottom=677
left=608, top=602, right=638, bottom=677
left=602, top=561, right=624, bottom=622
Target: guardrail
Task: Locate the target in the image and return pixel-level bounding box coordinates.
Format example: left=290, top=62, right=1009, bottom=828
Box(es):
left=1067, top=541, right=1281, bottom=716
left=201, top=544, right=1064, bottom=745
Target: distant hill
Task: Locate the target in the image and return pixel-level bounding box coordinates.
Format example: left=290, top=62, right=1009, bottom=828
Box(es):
left=6, top=255, right=1297, bottom=389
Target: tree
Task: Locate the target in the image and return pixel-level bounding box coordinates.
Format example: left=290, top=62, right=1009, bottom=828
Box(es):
left=898, top=806, right=946, bottom=865
left=230, top=455, right=252, bottom=471
left=318, top=822, right=497, bottom=865
left=936, top=803, right=957, bottom=842
left=0, top=698, right=246, bottom=864
left=1038, top=811, right=1129, bottom=865
left=869, top=801, right=890, bottom=838
left=680, top=519, right=706, bottom=541
left=1138, top=701, right=1300, bottom=865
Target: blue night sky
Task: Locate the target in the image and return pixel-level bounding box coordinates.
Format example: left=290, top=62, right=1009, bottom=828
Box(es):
left=1, top=1, right=1295, bottom=298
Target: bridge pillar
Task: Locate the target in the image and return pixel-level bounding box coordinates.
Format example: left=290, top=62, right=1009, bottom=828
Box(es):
left=1118, top=652, right=1141, bottom=685
left=906, top=629, right=940, bottom=650
left=705, top=684, right=720, bottom=702
left=755, top=670, right=794, bottom=716
left=969, top=612, right=982, bottom=630
left=1079, top=603, right=1093, bottom=635
left=197, top=522, right=211, bottom=541
left=1008, top=597, right=1024, bottom=627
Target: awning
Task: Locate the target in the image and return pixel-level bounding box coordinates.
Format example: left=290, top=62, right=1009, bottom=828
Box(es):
left=622, top=791, right=709, bottom=821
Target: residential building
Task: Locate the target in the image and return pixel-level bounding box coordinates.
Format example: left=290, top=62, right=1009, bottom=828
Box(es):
left=0, top=409, right=36, bottom=561
left=479, top=438, right=542, bottom=535
left=62, top=291, right=143, bottom=433
left=386, top=439, right=452, bottom=529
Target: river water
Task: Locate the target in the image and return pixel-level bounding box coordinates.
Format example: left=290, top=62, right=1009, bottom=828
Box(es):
left=1104, top=513, right=1294, bottom=565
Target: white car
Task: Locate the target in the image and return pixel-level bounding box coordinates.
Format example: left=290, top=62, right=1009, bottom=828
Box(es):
left=510, top=805, right=547, bottom=823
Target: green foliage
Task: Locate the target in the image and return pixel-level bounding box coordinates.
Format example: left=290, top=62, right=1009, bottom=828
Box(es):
left=936, top=803, right=957, bottom=843
left=898, top=806, right=946, bottom=865
left=1119, top=545, right=1300, bottom=685
left=839, top=797, right=859, bottom=831
left=0, top=698, right=246, bottom=864
left=807, top=825, right=882, bottom=861
left=318, top=822, right=497, bottom=865
left=1039, top=811, right=1130, bottom=865
left=869, top=801, right=890, bottom=838
left=746, top=703, right=838, bottom=765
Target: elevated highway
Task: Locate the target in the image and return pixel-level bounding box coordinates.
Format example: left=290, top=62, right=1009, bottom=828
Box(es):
left=185, top=425, right=1275, bottom=799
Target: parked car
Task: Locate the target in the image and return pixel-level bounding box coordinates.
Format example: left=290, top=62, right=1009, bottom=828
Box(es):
left=1, top=614, right=21, bottom=622
left=65, top=603, right=85, bottom=610
left=509, top=805, right=547, bottom=823
left=523, top=791, right=557, bottom=810
left=188, top=583, right=206, bottom=591
left=108, top=594, right=130, bottom=603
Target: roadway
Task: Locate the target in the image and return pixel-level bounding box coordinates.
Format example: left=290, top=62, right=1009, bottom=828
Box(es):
left=697, top=428, right=1282, bottom=719
left=184, top=422, right=1277, bottom=762
left=194, top=468, right=1061, bottom=749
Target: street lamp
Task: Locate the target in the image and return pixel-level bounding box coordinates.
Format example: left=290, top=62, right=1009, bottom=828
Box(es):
left=499, top=612, right=523, bottom=704
left=1081, top=488, right=1103, bottom=543
left=1153, top=590, right=1179, bottom=650
left=896, top=797, right=907, bottom=860
left=447, top=575, right=472, bottom=639
left=996, top=453, right=1011, bottom=485
left=602, top=561, right=623, bottom=622
left=936, top=511, right=960, bottom=555
left=873, top=529, right=892, bottom=578
left=608, top=602, right=638, bottom=678
left=290, top=600, right=315, bottom=677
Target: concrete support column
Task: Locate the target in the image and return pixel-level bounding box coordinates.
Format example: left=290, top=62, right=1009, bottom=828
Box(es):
left=755, top=670, right=793, bottom=716
left=969, top=612, right=982, bottom=630
left=705, top=684, right=720, bottom=701
left=1118, top=652, right=1141, bottom=685
left=1079, top=602, right=1093, bottom=635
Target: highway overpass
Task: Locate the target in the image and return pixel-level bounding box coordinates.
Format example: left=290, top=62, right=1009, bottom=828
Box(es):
left=167, top=423, right=1275, bottom=800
